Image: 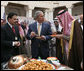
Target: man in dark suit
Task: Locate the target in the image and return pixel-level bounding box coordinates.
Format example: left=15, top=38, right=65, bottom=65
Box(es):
left=26, top=11, right=52, bottom=59
left=1, top=12, right=21, bottom=67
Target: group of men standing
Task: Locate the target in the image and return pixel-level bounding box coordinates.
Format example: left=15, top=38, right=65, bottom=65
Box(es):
left=1, top=9, right=83, bottom=70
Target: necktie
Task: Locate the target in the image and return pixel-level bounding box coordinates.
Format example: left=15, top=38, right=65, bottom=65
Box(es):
left=12, top=26, right=15, bottom=33
left=38, top=24, right=41, bottom=36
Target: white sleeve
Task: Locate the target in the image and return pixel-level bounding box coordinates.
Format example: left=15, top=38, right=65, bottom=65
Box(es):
left=12, top=41, right=16, bottom=46
left=12, top=42, right=15, bottom=46
left=58, top=24, right=62, bottom=32
left=51, top=23, right=56, bottom=33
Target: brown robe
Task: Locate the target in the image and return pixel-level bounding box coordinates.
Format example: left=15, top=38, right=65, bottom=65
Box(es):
left=68, top=19, right=83, bottom=70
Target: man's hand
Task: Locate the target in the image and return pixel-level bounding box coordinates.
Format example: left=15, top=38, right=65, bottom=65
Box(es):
left=30, top=32, right=36, bottom=38
left=40, top=36, right=46, bottom=40
left=13, top=41, right=20, bottom=47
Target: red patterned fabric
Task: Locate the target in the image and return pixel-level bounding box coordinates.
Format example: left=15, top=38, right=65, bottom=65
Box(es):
left=12, top=26, right=15, bottom=33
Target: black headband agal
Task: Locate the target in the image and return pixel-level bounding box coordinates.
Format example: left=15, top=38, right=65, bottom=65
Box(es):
left=57, top=8, right=68, bottom=16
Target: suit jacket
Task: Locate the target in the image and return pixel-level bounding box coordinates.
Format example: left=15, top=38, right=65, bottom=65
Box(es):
left=26, top=21, right=52, bottom=58
left=1, top=23, right=20, bottom=63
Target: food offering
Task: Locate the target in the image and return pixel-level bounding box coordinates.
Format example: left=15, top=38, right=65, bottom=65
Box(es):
left=18, top=60, right=55, bottom=70
left=35, top=36, right=42, bottom=39
left=8, top=55, right=29, bottom=69
left=47, top=57, right=58, bottom=61
left=3, top=55, right=74, bottom=70
left=50, top=35, right=57, bottom=37
left=47, top=57, right=60, bottom=69
left=36, top=35, right=57, bottom=39
left=30, top=58, right=37, bottom=61
left=4, top=55, right=61, bottom=70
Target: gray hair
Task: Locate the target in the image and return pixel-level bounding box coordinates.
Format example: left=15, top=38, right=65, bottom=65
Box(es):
left=34, top=11, right=43, bottom=20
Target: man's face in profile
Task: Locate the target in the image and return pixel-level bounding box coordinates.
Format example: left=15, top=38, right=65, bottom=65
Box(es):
left=8, top=15, right=18, bottom=25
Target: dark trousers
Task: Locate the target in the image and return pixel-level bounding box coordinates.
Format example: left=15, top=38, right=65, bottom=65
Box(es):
left=31, top=46, right=49, bottom=59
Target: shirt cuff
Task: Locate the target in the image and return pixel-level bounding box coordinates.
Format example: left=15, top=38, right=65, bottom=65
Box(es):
left=12, top=42, right=15, bottom=46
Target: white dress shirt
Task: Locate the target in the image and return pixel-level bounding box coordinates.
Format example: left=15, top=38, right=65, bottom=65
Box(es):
left=7, top=22, right=12, bottom=28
